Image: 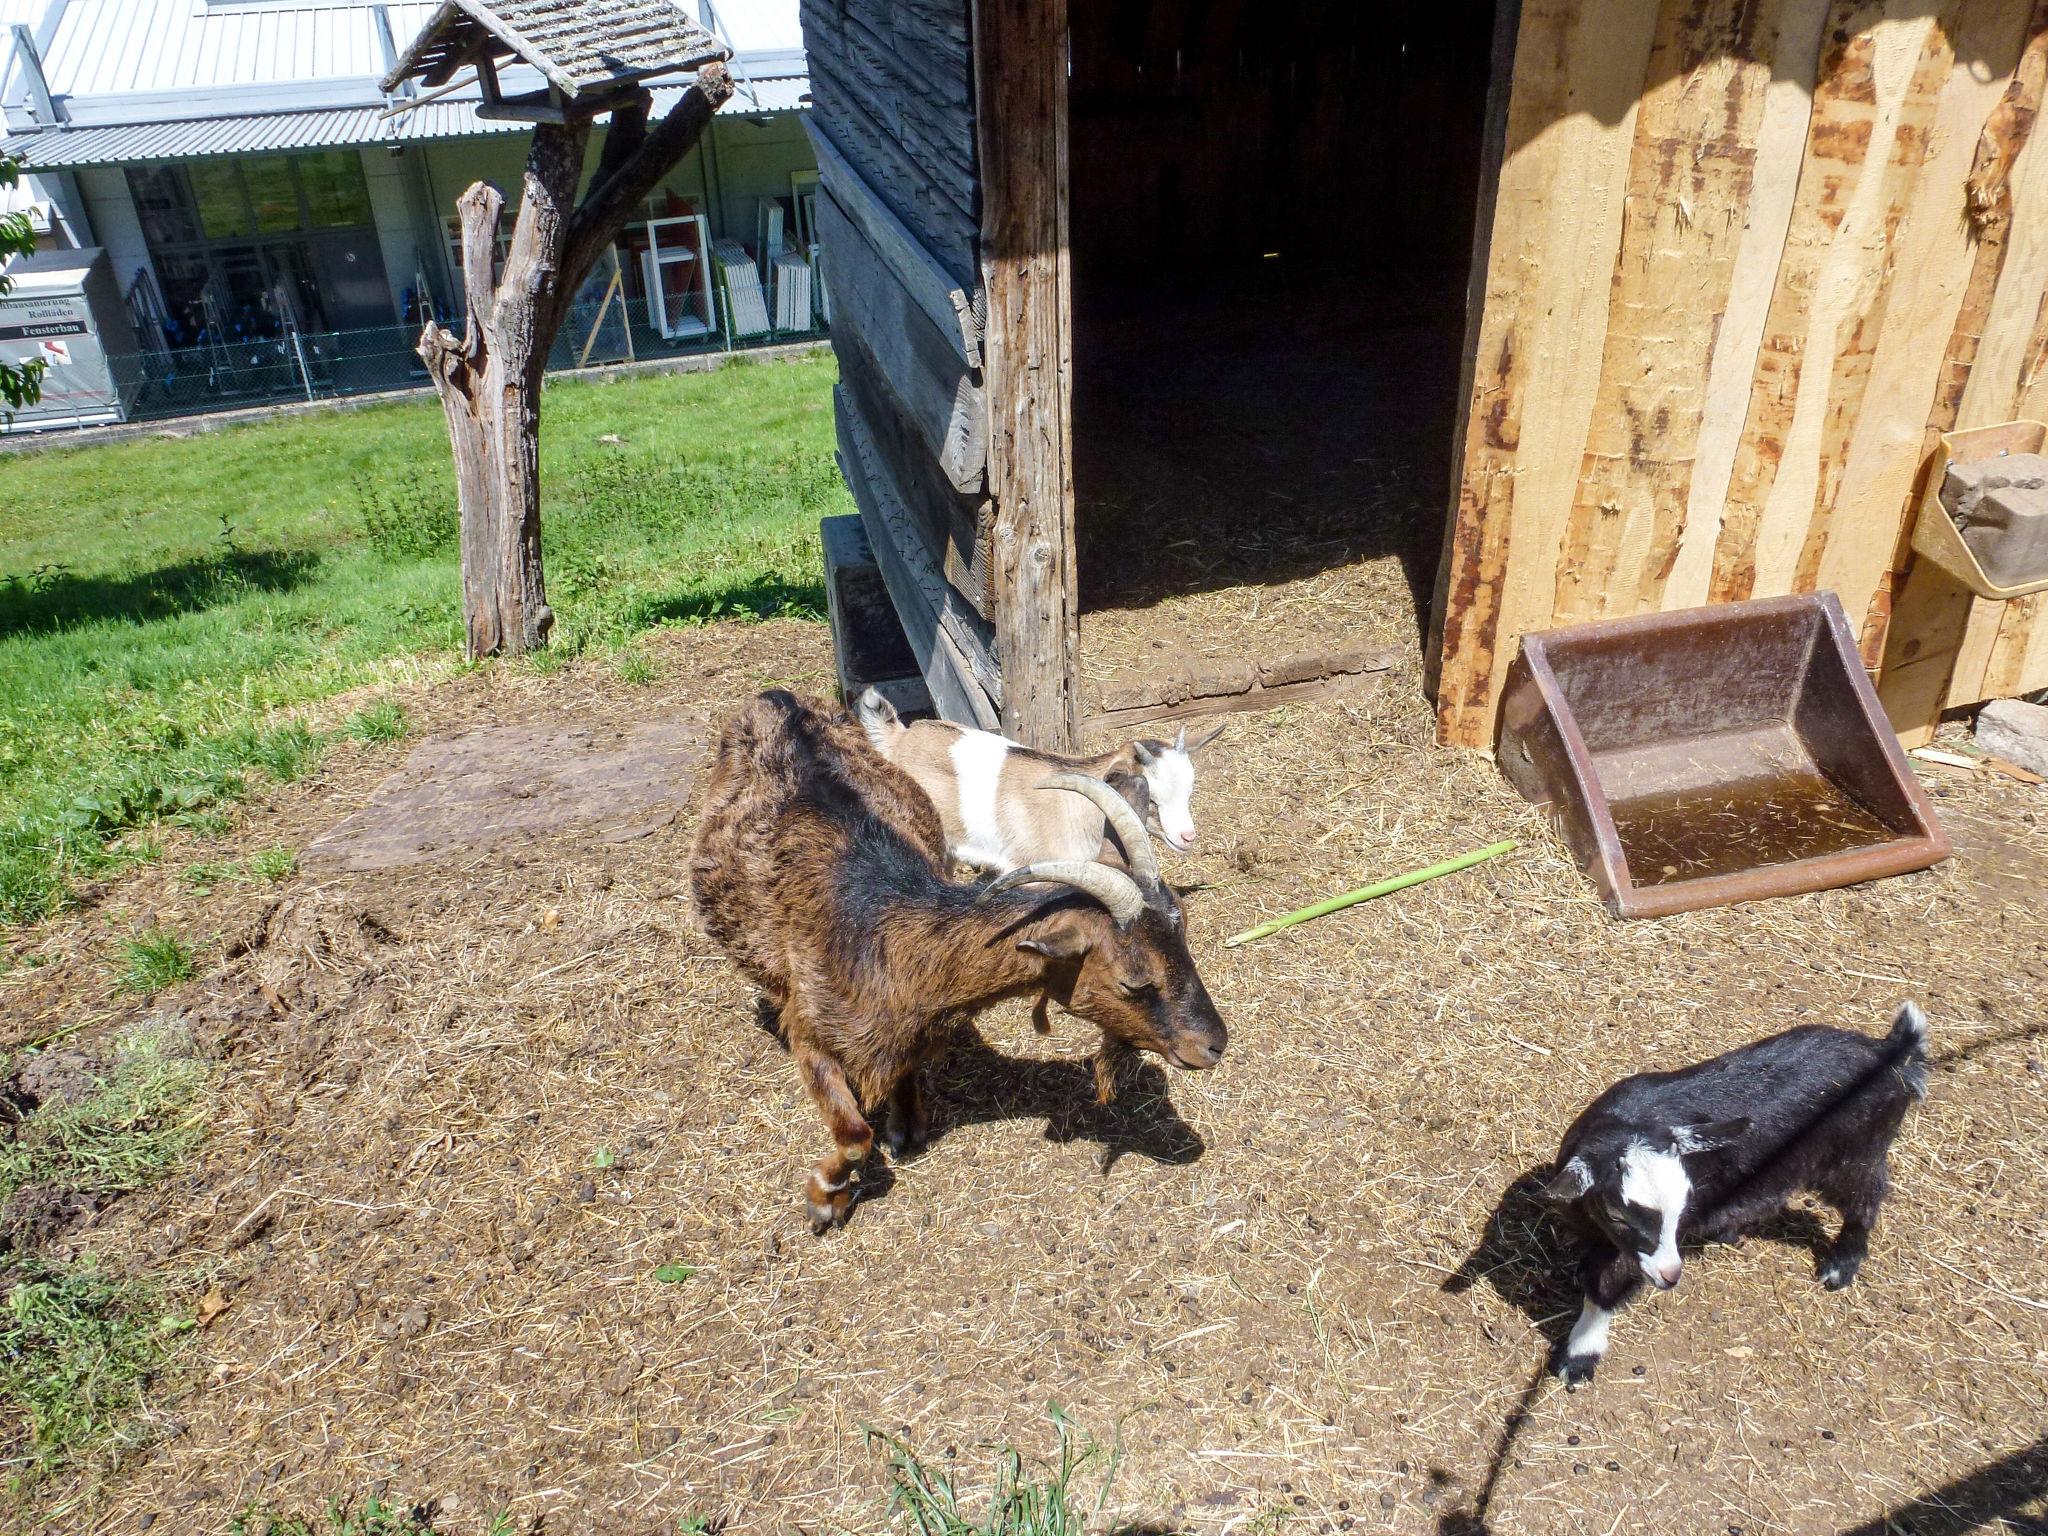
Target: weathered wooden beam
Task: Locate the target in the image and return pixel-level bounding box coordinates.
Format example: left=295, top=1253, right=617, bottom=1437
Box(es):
left=808, top=124, right=982, bottom=368
left=834, top=327, right=992, bottom=617
left=836, top=382, right=1003, bottom=722
left=818, top=191, right=987, bottom=494
left=974, top=0, right=1078, bottom=752
left=803, top=55, right=978, bottom=281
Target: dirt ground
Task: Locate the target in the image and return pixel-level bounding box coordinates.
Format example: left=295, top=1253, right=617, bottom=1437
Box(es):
left=1074, top=282, right=1455, bottom=707
left=4, top=612, right=2046, bottom=1536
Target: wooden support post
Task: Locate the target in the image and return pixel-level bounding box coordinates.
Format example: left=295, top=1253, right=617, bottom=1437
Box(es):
left=972, top=0, right=1077, bottom=751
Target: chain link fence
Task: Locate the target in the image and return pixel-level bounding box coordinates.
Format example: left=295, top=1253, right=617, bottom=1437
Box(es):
left=99, top=296, right=827, bottom=424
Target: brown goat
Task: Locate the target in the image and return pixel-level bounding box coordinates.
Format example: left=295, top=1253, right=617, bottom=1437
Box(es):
left=691, top=690, right=1229, bottom=1232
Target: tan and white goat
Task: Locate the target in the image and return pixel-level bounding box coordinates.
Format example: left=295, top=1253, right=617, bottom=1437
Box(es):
left=856, top=687, right=1222, bottom=874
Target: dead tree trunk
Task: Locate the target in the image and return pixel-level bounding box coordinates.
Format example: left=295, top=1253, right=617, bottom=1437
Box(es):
left=417, top=65, right=734, bottom=659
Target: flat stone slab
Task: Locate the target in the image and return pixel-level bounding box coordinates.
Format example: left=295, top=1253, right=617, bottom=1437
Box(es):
left=303, top=720, right=707, bottom=873
left=1976, top=697, right=2048, bottom=778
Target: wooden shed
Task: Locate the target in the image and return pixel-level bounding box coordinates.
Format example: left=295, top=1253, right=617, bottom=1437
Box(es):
left=803, top=0, right=2048, bottom=752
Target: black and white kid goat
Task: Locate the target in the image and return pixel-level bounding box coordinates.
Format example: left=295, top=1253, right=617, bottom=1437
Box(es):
left=1541, top=1002, right=1930, bottom=1385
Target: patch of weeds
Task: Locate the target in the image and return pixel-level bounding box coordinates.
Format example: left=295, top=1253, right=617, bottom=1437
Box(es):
left=651, top=1263, right=697, bottom=1284
left=239, top=721, right=325, bottom=784
left=0, top=1255, right=188, bottom=1481
left=117, top=929, right=195, bottom=995
left=0, top=1023, right=208, bottom=1203
left=180, top=858, right=239, bottom=894
left=230, top=1495, right=448, bottom=1535
left=868, top=1403, right=1132, bottom=1536
left=354, top=476, right=456, bottom=561
left=521, top=643, right=576, bottom=677
left=246, top=845, right=295, bottom=883
left=178, top=845, right=293, bottom=896
left=613, top=650, right=659, bottom=685
left=345, top=700, right=409, bottom=745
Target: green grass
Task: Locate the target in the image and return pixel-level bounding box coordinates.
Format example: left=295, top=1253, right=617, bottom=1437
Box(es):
left=0, top=356, right=846, bottom=928
left=868, top=1406, right=1132, bottom=1536
left=345, top=700, right=409, bottom=744
left=181, top=845, right=294, bottom=894
left=0, top=1023, right=209, bottom=1204
left=116, top=929, right=196, bottom=994
left=0, top=1255, right=188, bottom=1482
left=229, top=1497, right=516, bottom=1536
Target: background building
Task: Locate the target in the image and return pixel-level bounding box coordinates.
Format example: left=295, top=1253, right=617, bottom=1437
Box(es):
left=0, top=0, right=818, bottom=421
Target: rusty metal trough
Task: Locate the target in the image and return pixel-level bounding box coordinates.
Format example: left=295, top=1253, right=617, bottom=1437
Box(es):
left=1496, top=593, right=1950, bottom=918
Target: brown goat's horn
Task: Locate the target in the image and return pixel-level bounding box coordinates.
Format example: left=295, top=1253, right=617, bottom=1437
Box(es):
left=979, top=860, right=1145, bottom=926
left=1039, top=772, right=1161, bottom=885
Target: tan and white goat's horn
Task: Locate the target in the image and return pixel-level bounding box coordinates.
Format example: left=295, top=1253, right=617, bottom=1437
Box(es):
left=1039, top=772, right=1161, bottom=885
left=978, top=859, right=1145, bottom=926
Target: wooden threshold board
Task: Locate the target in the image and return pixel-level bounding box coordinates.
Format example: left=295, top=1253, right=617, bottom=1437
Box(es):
left=1083, top=648, right=1400, bottom=734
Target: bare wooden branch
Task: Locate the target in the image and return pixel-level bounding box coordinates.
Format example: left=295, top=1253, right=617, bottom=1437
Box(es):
left=565, top=62, right=734, bottom=282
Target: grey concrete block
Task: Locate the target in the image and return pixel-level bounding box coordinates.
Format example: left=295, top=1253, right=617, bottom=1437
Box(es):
left=1977, top=696, right=2048, bottom=777
left=1943, top=452, right=2048, bottom=587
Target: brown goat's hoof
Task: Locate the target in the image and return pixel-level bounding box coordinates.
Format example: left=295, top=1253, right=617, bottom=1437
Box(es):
left=883, top=1123, right=928, bottom=1160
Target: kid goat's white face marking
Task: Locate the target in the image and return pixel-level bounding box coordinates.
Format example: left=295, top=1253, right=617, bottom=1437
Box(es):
left=1142, top=747, right=1199, bottom=851
left=1620, top=1141, right=1691, bottom=1289
left=950, top=729, right=1013, bottom=870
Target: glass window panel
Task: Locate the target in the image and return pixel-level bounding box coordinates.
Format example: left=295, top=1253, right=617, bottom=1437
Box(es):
left=296, top=150, right=372, bottom=228
left=152, top=251, right=211, bottom=349
left=189, top=161, right=251, bottom=239
left=125, top=166, right=199, bottom=246
left=245, top=157, right=300, bottom=233
left=214, top=245, right=280, bottom=339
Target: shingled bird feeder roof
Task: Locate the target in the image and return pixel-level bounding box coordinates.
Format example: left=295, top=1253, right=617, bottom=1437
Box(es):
left=381, top=0, right=727, bottom=101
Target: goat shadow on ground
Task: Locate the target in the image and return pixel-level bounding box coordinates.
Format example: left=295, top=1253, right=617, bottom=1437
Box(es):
left=1434, top=1171, right=1852, bottom=1536
left=1444, top=1166, right=1848, bottom=1355
left=1834, top=1433, right=2048, bottom=1536
left=752, top=1014, right=1207, bottom=1213
left=925, top=1026, right=1207, bottom=1174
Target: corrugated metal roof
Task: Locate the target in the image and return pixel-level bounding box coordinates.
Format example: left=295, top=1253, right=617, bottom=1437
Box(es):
left=40, top=0, right=440, bottom=98
left=2, top=99, right=514, bottom=164
left=0, top=73, right=805, bottom=165
left=384, top=0, right=724, bottom=99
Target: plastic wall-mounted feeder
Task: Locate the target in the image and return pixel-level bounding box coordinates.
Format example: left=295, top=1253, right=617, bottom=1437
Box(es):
left=1496, top=592, right=1950, bottom=918
left=1909, top=420, right=2048, bottom=599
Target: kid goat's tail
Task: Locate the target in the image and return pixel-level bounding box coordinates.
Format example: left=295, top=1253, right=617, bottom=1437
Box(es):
left=1888, top=1000, right=1932, bottom=1100
left=855, top=686, right=903, bottom=755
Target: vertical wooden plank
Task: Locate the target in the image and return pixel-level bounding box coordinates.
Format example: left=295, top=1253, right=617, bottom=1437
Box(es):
left=1424, top=0, right=1520, bottom=699
left=1810, top=0, right=2034, bottom=643
left=1550, top=0, right=1784, bottom=624
left=1709, top=3, right=1956, bottom=603
left=1665, top=0, right=1831, bottom=609
left=1878, top=11, right=2048, bottom=737
left=973, top=0, right=1078, bottom=750
left=1433, top=0, right=1661, bottom=747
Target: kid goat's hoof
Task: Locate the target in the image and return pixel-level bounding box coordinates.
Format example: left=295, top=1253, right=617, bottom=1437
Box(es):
left=1819, top=1256, right=1862, bottom=1290
left=1552, top=1351, right=1599, bottom=1388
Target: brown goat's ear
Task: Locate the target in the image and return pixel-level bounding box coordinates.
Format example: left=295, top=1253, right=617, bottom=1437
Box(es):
left=1185, top=721, right=1227, bottom=753
left=1017, top=905, right=1095, bottom=962
left=1019, top=932, right=1088, bottom=961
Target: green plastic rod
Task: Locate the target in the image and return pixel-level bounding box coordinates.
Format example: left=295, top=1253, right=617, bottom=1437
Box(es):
left=1222, top=839, right=1518, bottom=947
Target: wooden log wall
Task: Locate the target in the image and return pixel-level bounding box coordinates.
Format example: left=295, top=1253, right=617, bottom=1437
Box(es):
left=1434, top=0, right=2048, bottom=748
left=801, top=0, right=1000, bottom=727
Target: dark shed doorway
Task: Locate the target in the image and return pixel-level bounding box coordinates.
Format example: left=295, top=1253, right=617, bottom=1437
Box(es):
left=1067, top=0, right=1501, bottom=724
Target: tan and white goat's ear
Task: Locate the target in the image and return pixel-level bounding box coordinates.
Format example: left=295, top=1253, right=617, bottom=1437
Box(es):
left=1539, top=1157, right=1593, bottom=1204
left=1185, top=721, right=1227, bottom=753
